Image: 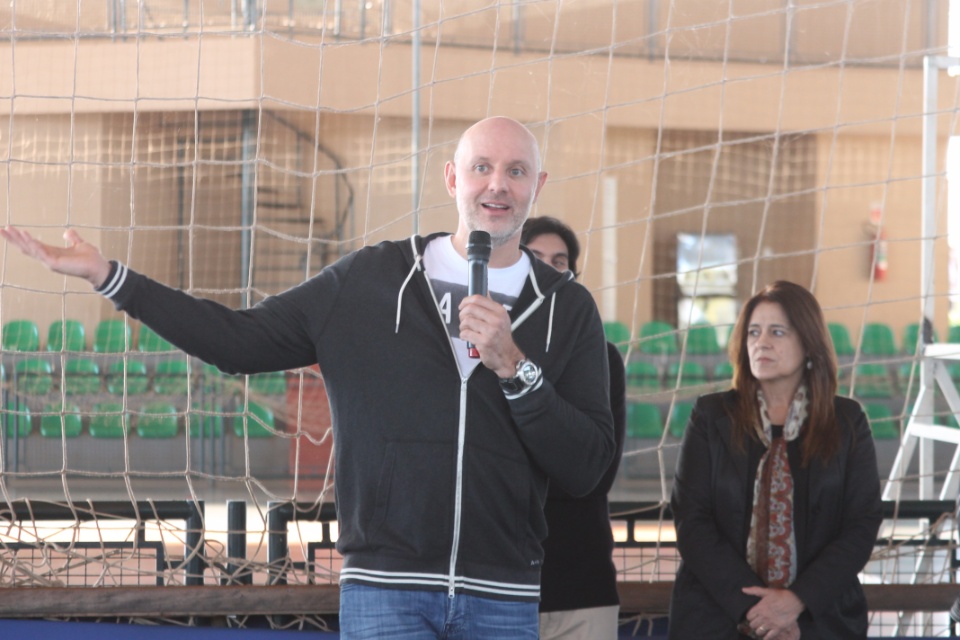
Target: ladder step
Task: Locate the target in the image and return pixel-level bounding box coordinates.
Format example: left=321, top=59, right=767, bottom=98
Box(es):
left=922, top=344, right=960, bottom=360
left=906, top=422, right=960, bottom=444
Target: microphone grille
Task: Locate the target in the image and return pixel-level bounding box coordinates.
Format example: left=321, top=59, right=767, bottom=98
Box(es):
left=467, top=230, right=492, bottom=260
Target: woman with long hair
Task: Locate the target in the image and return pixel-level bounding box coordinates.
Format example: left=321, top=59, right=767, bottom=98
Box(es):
left=669, top=281, right=882, bottom=639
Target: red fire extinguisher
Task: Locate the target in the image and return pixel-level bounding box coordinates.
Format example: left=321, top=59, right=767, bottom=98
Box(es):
left=867, top=205, right=888, bottom=282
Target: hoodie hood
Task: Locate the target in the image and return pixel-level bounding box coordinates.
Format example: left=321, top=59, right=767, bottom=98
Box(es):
left=395, top=233, right=575, bottom=352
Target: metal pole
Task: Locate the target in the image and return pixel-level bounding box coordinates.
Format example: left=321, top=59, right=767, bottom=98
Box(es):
left=334, top=0, right=343, bottom=40
left=360, top=0, right=367, bottom=39
left=243, top=0, right=257, bottom=31
left=921, top=56, right=938, bottom=334
left=783, top=0, right=795, bottom=68
left=184, top=501, right=205, bottom=586
left=647, top=0, right=658, bottom=61
left=411, top=0, right=421, bottom=235
left=240, top=110, right=257, bottom=308
left=513, top=2, right=522, bottom=55
left=925, top=0, right=937, bottom=53
left=267, top=500, right=289, bottom=586
left=227, top=500, right=251, bottom=584
left=918, top=55, right=939, bottom=500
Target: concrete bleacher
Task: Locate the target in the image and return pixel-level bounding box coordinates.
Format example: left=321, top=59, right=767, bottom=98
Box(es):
left=0, top=318, right=304, bottom=478
left=3, top=316, right=955, bottom=483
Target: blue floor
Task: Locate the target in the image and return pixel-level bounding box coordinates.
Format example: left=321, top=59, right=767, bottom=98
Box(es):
left=0, top=618, right=945, bottom=639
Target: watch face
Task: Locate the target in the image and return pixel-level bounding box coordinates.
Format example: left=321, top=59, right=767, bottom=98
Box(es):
left=519, top=362, right=539, bottom=384
left=500, top=360, right=540, bottom=394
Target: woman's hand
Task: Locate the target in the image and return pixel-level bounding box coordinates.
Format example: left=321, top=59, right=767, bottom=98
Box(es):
left=742, top=586, right=804, bottom=638
left=766, top=620, right=800, bottom=640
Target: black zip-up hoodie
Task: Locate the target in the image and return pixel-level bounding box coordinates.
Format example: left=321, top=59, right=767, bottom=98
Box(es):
left=98, top=232, right=615, bottom=601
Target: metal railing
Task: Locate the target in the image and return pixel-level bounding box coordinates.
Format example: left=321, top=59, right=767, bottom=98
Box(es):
left=5, top=0, right=942, bottom=68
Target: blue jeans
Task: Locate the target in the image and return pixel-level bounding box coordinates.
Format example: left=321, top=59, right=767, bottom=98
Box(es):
left=339, top=583, right=539, bottom=640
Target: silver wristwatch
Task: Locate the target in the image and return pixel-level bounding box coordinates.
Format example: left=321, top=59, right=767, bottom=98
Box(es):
left=499, top=358, right=542, bottom=395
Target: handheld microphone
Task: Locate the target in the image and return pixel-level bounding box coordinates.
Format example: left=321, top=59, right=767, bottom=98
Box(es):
left=466, top=230, right=491, bottom=359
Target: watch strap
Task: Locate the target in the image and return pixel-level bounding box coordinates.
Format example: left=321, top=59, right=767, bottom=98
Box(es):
left=499, top=358, right=543, bottom=398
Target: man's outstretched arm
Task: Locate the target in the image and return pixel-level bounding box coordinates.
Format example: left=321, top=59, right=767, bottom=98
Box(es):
left=2, top=224, right=322, bottom=375
left=1, top=226, right=112, bottom=289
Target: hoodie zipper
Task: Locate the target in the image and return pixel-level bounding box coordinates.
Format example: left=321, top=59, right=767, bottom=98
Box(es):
left=448, top=377, right=469, bottom=597
left=404, top=236, right=565, bottom=598
left=420, top=272, right=470, bottom=598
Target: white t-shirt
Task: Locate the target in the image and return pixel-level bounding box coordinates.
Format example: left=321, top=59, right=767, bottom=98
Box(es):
left=423, top=236, right=530, bottom=377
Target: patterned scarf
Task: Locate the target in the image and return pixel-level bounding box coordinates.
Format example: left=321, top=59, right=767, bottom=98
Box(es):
left=745, top=384, right=807, bottom=588
left=737, top=387, right=808, bottom=637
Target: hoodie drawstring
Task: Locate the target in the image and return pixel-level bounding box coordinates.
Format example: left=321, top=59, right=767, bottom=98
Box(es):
left=512, top=267, right=571, bottom=353
left=545, top=292, right=557, bottom=352
left=397, top=240, right=570, bottom=352
left=396, top=238, right=424, bottom=334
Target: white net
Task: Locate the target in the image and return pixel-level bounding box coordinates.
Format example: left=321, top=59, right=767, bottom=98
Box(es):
left=0, top=0, right=958, bottom=635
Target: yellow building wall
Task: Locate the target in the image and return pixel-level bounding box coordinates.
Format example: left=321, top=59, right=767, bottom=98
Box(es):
left=0, top=29, right=954, bottom=347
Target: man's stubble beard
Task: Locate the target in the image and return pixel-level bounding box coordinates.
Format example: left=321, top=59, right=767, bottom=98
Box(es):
left=463, top=205, right=531, bottom=249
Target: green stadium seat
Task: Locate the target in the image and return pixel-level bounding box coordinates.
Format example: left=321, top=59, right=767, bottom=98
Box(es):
left=685, top=323, right=721, bottom=355
left=5, top=400, right=32, bottom=438
left=248, top=371, right=287, bottom=396
left=14, top=358, right=53, bottom=395
left=935, top=409, right=960, bottom=429
left=152, top=359, right=190, bottom=395
left=137, top=402, right=179, bottom=438
left=897, top=361, right=960, bottom=399
left=827, top=322, right=854, bottom=357
left=46, top=319, right=87, bottom=352
left=668, top=402, right=694, bottom=438
left=638, top=321, right=678, bottom=356
left=864, top=403, right=899, bottom=440
left=89, top=402, right=127, bottom=438
left=63, top=358, right=101, bottom=395
left=189, top=400, right=224, bottom=438
left=138, top=325, right=174, bottom=352
left=721, top=323, right=736, bottom=346
left=106, top=359, right=150, bottom=395
left=93, top=319, right=131, bottom=353
left=948, top=362, right=960, bottom=385
left=860, top=322, right=897, bottom=357
left=191, top=367, right=226, bottom=438
left=2, top=319, right=40, bottom=352
left=40, top=401, right=83, bottom=438
left=626, top=402, right=662, bottom=438
left=666, top=360, right=707, bottom=389
left=603, top=321, right=631, bottom=355
left=949, top=325, right=960, bottom=344
left=902, top=322, right=938, bottom=355
left=836, top=365, right=851, bottom=397
left=896, top=361, right=915, bottom=385
left=852, top=363, right=894, bottom=398
left=198, top=362, right=226, bottom=395
left=233, top=400, right=276, bottom=438
left=895, top=362, right=920, bottom=402
left=625, top=360, right=660, bottom=391
left=712, top=361, right=734, bottom=382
